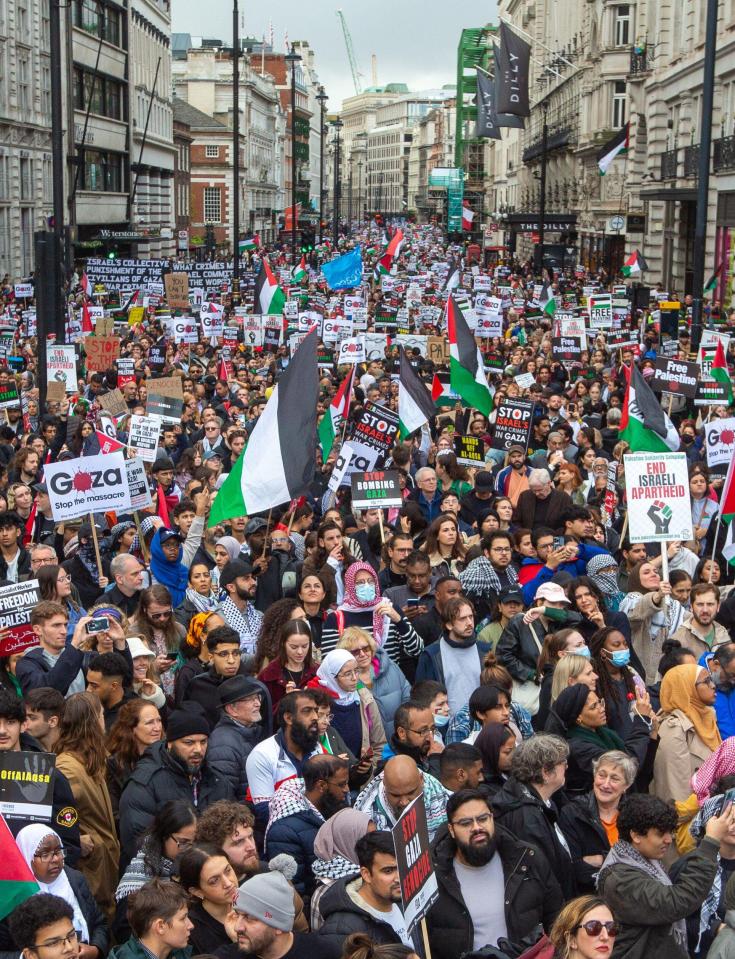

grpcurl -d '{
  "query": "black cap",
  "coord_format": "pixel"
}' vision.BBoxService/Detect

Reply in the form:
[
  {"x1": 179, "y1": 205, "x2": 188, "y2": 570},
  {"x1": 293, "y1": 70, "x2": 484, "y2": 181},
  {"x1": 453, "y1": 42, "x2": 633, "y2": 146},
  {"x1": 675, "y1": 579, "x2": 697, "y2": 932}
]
[
  {"x1": 218, "y1": 676, "x2": 261, "y2": 708},
  {"x1": 498, "y1": 587, "x2": 524, "y2": 605},
  {"x1": 475, "y1": 470, "x2": 494, "y2": 491},
  {"x1": 152, "y1": 456, "x2": 175, "y2": 472},
  {"x1": 220, "y1": 558, "x2": 255, "y2": 589},
  {"x1": 159, "y1": 528, "x2": 183, "y2": 545},
  {"x1": 33, "y1": 482, "x2": 48, "y2": 494}
]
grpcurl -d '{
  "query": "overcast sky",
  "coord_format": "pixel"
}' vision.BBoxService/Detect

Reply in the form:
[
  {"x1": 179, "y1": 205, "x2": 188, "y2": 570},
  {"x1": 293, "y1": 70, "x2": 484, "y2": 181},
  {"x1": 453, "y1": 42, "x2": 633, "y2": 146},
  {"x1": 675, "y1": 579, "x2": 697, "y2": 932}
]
[{"x1": 172, "y1": 0, "x2": 498, "y2": 110}]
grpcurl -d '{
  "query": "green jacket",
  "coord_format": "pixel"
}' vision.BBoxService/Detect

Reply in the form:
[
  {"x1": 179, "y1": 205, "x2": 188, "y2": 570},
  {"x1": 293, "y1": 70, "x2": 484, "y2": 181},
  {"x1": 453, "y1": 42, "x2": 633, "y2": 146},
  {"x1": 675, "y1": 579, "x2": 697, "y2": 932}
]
[{"x1": 109, "y1": 937, "x2": 193, "y2": 959}]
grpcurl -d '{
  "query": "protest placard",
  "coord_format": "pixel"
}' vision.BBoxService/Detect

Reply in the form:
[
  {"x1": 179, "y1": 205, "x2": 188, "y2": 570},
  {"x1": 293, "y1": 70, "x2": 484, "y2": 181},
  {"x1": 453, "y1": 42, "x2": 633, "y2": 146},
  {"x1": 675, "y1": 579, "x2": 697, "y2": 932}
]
[
  {"x1": 588, "y1": 294, "x2": 613, "y2": 328},
  {"x1": 164, "y1": 271, "x2": 190, "y2": 309},
  {"x1": 0, "y1": 382, "x2": 20, "y2": 410},
  {"x1": 98, "y1": 388, "x2": 128, "y2": 418},
  {"x1": 45, "y1": 451, "x2": 132, "y2": 521},
  {"x1": 327, "y1": 442, "x2": 381, "y2": 492},
  {"x1": 427, "y1": 336, "x2": 450, "y2": 364},
  {"x1": 350, "y1": 402, "x2": 400, "y2": 463},
  {"x1": 85, "y1": 335, "x2": 120, "y2": 373},
  {"x1": 0, "y1": 750, "x2": 56, "y2": 822},
  {"x1": 128, "y1": 414, "x2": 161, "y2": 462},
  {"x1": 47, "y1": 345, "x2": 77, "y2": 393},
  {"x1": 624, "y1": 452, "x2": 693, "y2": 543},
  {"x1": 651, "y1": 357, "x2": 699, "y2": 398},
  {"x1": 706, "y1": 417, "x2": 735, "y2": 469},
  {"x1": 351, "y1": 471, "x2": 403, "y2": 509},
  {"x1": 391, "y1": 795, "x2": 439, "y2": 934},
  {"x1": 14, "y1": 283, "x2": 33, "y2": 299},
  {"x1": 147, "y1": 375, "x2": 184, "y2": 399},
  {"x1": 453, "y1": 434, "x2": 484, "y2": 467},
  {"x1": 0, "y1": 579, "x2": 41, "y2": 655},
  {"x1": 338, "y1": 336, "x2": 366, "y2": 365},
  {"x1": 147, "y1": 393, "x2": 183, "y2": 424},
  {"x1": 492, "y1": 400, "x2": 535, "y2": 452},
  {"x1": 125, "y1": 456, "x2": 153, "y2": 510}
]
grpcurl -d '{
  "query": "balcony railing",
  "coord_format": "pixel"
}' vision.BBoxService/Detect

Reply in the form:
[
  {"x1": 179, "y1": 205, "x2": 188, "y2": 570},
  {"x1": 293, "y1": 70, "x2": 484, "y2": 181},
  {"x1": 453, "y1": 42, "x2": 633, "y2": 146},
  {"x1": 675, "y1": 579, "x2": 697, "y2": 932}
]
[
  {"x1": 629, "y1": 47, "x2": 650, "y2": 75},
  {"x1": 660, "y1": 148, "x2": 678, "y2": 180},
  {"x1": 714, "y1": 135, "x2": 735, "y2": 173},
  {"x1": 683, "y1": 144, "x2": 700, "y2": 178},
  {"x1": 522, "y1": 124, "x2": 578, "y2": 164}
]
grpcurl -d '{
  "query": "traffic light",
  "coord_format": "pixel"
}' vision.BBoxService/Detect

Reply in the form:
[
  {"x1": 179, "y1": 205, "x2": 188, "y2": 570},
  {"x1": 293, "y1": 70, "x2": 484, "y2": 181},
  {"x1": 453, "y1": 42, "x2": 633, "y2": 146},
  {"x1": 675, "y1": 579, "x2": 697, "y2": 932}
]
[{"x1": 107, "y1": 250, "x2": 117, "y2": 260}]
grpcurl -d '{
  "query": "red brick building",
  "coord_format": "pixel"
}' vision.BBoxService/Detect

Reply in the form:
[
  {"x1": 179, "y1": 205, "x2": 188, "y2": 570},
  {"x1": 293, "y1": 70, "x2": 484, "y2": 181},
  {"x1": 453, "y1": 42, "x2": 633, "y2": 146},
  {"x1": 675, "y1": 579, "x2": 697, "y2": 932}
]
[{"x1": 262, "y1": 54, "x2": 312, "y2": 211}]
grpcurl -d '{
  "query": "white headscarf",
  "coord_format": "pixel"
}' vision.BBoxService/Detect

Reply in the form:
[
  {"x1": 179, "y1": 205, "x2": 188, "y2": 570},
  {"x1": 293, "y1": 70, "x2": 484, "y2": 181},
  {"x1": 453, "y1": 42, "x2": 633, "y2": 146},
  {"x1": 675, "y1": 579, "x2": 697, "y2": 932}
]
[
  {"x1": 316, "y1": 649, "x2": 360, "y2": 706},
  {"x1": 15, "y1": 824, "x2": 89, "y2": 942}
]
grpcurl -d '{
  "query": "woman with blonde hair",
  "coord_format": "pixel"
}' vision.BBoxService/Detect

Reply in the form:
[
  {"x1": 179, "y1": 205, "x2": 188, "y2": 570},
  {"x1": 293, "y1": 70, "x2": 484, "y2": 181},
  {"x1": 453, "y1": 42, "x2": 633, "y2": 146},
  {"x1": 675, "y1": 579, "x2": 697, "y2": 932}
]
[
  {"x1": 337, "y1": 626, "x2": 410, "y2": 740},
  {"x1": 548, "y1": 895, "x2": 617, "y2": 959},
  {"x1": 550, "y1": 652, "x2": 599, "y2": 706},
  {"x1": 55, "y1": 692, "x2": 120, "y2": 918}
]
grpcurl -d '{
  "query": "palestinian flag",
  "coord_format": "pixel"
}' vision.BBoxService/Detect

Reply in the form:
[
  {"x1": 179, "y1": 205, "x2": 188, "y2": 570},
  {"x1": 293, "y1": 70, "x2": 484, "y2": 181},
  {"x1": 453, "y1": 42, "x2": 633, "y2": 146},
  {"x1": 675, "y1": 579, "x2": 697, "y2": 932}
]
[
  {"x1": 399, "y1": 347, "x2": 435, "y2": 437},
  {"x1": 239, "y1": 237, "x2": 258, "y2": 253},
  {"x1": 209, "y1": 328, "x2": 319, "y2": 525},
  {"x1": 0, "y1": 815, "x2": 39, "y2": 920},
  {"x1": 619, "y1": 363, "x2": 679, "y2": 452},
  {"x1": 462, "y1": 202, "x2": 475, "y2": 232},
  {"x1": 318, "y1": 367, "x2": 354, "y2": 459},
  {"x1": 597, "y1": 123, "x2": 629, "y2": 175},
  {"x1": 447, "y1": 295, "x2": 493, "y2": 416},
  {"x1": 292, "y1": 255, "x2": 307, "y2": 283},
  {"x1": 710, "y1": 339, "x2": 734, "y2": 404},
  {"x1": 444, "y1": 262, "x2": 460, "y2": 292},
  {"x1": 373, "y1": 230, "x2": 404, "y2": 280},
  {"x1": 431, "y1": 373, "x2": 458, "y2": 407},
  {"x1": 622, "y1": 250, "x2": 648, "y2": 277},
  {"x1": 705, "y1": 261, "x2": 725, "y2": 295},
  {"x1": 81, "y1": 300, "x2": 94, "y2": 333},
  {"x1": 255, "y1": 259, "x2": 286, "y2": 315},
  {"x1": 720, "y1": 456, "x2": 735, "y2": 566},
  {"x1": 539, "y1": 283, "x2": 556, "y2": 317},
  {"x1": 81, "y1": 272, "x2": 92, "y2": 297}
]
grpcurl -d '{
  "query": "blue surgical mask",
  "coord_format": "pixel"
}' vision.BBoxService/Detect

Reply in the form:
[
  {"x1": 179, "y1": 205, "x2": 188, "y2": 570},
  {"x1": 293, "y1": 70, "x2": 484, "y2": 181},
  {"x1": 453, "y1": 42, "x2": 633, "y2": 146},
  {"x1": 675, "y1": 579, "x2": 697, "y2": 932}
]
[
  {"x1": 434, "y1": 712, "x2": 450, "y2": 727},
  {"x1": 575, "y1": 645, "x2": 592, "y2": 660},
  {"x1": 355, "y1": 583, "x2": 377, "y2": 603},
  {"x1": 610, "y1": 649, "x2": 631, "y2": 668}
]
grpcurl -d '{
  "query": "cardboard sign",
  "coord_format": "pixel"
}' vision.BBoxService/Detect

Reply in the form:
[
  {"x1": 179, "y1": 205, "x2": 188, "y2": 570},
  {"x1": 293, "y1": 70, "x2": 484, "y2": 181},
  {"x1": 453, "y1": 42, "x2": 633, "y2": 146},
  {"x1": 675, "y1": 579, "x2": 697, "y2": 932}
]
[
  {"x1": 164, "y1": 271, "x2": 190, "y2": 309},
  {"x1": 706, "y1": 417, "x2": 735, "y2": 469},
  {"x1": 47, "y1": 345, "x2": 77, "y2": 393},
  {"x1": 0, "y1": 383, "x2": 20, "y2": 410},
  {"x1": 0, "y1": 579, "x2": 41, "y2": 655},
  {"x1": 98, "y1": 388, "x2": 128, "y2": 418},
  {"x1": 391, "y1": 795, "x2": 439, "y2": 934},
  {"x1": 337, "y1": 336, "x2": 366, "y2": 365},
  {"x1": 95, "y1": 315, "x2": 114, "y2": 336},
  {"x1": 147, "y1": 393, "x2": 183, "y2": 424},
  {"x1": 0, "y1": 750, "x2": 56, "y2": 822},
  {"x1": 46, "y1": 380, "x2": 66, "y2": 402},
  {"x1": 125, "y1": 456, "x2": 153, "y2": 510},
  {"x1": 427, "y1": 336, "x2": 450, "y2": 364},
  {"x1": 651, "y1": 357, "x2": 699, "y2": 398},
  {"x1": 351, "y1": 470, "x2": 403, "y2": 509},
  {"x1": 624, "y1": 452, "x2": 693, "y2": 543},
  {"x1": 492, "y1": 400, "x2": 535, "y2": 452},
  {"x1": 453, "y1": 434, "x2": 484, "y2": 467},
  {"x1": 146, "y1": 375, "x2": 183, "y2": 399},
  {"x1": 128, "y1": 414, "x2": 161, "y2": 462},
  {"x1": 45, "y1": 451, "x2": 131, "y2": 521},
  {"x1": 85, "y1": 336, "x2": 120, "y2": 372}
]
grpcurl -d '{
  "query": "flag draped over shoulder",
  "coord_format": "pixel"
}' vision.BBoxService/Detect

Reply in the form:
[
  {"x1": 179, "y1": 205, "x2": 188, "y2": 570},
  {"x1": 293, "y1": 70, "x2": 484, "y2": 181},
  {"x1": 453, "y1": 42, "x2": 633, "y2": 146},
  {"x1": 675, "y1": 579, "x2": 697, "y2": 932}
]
[
  {"x1": 318, "y1": 367, "x2": 354, "y2": 459},
  {"x1": 209, "y1": 329, "x2": 319, "y2": 524},
  {"x1": 0, "y1": 816, "x2": 39, "y2": 920},
  {"x1": 255, "y1": 259, "x2": 286, "y2": 315},
  {"x1": 398, "y1": 347, "x2": 435, "y2": 438},
  {"x1": 447, "y1": 295, "x2": 493, "y2": 416},
  {"x1": 619, "y1": 363, "x2": 679, "y2": 452}
]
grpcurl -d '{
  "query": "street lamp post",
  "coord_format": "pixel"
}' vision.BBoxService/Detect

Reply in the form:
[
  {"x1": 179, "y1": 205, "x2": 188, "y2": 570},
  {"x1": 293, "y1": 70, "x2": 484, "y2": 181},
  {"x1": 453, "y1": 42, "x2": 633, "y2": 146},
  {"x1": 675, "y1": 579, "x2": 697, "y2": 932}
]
[
  {"x1": 357, "y1": 159, "x2": 363, "y2": 227},
  {"x1": 316, "y1": 86, "x2": 328, "y2": 245},
  {"x1": 332, "y1": 118, "x2": 343, "y2": 247},
  {"x1": 285, "y1": 46, "x2": 301, "y2": 263},
  {"x1": 232, "y1": 0, "x2": 240, "y2": 289},
  {"x1": 534, "y1": 100, "x2": 549, "y2": 277}
]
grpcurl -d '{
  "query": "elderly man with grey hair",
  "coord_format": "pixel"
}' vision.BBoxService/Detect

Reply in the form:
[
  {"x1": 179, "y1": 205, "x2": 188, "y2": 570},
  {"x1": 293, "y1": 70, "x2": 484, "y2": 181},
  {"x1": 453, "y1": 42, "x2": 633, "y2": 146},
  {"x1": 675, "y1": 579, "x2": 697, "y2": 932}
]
[
  {"x1": 410, "y1": 466, "x2": 443, "y2": 523},
  {"x1": 530, "y1": 431, "x2": 567, "y2": 472},
  {"x1": 513, "y1": 467, "x2": 573, "y2": 532}
]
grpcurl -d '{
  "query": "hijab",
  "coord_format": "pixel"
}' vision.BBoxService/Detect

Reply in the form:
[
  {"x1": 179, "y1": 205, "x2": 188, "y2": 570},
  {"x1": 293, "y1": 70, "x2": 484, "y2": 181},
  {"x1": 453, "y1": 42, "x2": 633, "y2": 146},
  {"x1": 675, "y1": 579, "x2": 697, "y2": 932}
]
[
  {"x1": 16, "y1": 824, "x2": 89, "y2": 942},
  {"x1": 339, "y1": 562, "x2": 387, "y2": 645},
  {"x1": 313, "y1": 808, "x2": 373, "y2": 863},
  {"x1": 315, "y1": 649, "x2": 360, "y2": 706},
  {"x1": 149, "y1": 530, "x2": 188, "y2": 607},
  {"x1": 660, "y1": 663, "x2": 722, "y2": 752},
  {"x1": 216, "y1": 536, "x2": 242, "y2": 562}
]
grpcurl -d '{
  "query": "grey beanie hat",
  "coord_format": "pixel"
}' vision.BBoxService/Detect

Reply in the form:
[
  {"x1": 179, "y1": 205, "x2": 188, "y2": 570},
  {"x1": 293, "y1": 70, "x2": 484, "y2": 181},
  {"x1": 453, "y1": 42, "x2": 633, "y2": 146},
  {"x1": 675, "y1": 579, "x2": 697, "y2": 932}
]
[{"x1": 234, "y1": 868, "x2": 295, "y2": 932}]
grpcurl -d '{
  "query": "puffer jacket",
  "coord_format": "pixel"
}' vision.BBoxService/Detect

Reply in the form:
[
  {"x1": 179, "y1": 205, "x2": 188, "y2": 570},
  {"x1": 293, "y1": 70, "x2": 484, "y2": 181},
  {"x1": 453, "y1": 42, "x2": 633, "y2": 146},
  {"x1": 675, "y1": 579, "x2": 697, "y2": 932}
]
[
  {"x1": 368, "y1": 646, "x2": 411, "y2": 739},
  {"x1": 265, "y1": 805, "x2": 324, "y2": 895},
  {"x1": 206, "y1": 713, "x2": 265, "y2": 800},
  {"x1": 425, "y1": 822, "x2": 563, "y2": 959},
  {"x1": 491, "y1": 775, "x2": 576, "y2": 900},
  {"x1": 118, "y1": 741, "x2": 235, "y2": 867},
  {"x1": 318, "y1": 877, "x2": 404, "y2": 944},
  {"x1": 558, "y1": 790, "x2": 611, "y2": 892}
]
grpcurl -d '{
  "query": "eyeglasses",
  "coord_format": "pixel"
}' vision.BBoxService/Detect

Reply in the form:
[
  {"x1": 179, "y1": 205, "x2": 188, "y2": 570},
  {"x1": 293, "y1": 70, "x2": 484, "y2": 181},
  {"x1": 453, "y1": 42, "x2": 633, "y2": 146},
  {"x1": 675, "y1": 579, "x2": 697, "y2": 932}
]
[
  {"x1": 696, "y1": 676, "x2": 716, "y2": 688},
  {"x1": 575, "y1": 921, "x2": 618, "y2": 938},
  {"x1": 34, "y1": 845, "x2": 65, "y2": 862},
  {"x1": 490, "y1": 546, "x2": 512, "y2": 553},
  {"x1": 451, "y1": 812, "x2": 493, "y2": 829},
  {"x1": 339, "y1": 669, "x2": 359, "y2": 679},
  {"x1": 352, "y1": 645, "x2": 373, "y2": 655},
  {"x1": 149, "y1": 610, "x2": 173, "y2": 620},
  {"x1": 34, "y1": 930, "x2": 78, "y2": 951},
  {"x1": 408, "y1": 725, "x2": 436, "y2": 737},
  {"x1": 56, "y1": 575, "x2": 70, "y2": 584},
  {"x1": 170, "y1": 834, "x2": 194, "y2": 849}
]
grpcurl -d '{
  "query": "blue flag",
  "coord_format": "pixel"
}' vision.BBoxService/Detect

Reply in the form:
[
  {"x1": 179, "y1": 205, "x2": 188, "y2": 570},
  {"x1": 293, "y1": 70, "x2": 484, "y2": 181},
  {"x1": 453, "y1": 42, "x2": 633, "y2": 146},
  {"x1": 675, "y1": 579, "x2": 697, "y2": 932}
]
[{"x1": 321, "y1": 246, "x2": 363, "y2": 290}]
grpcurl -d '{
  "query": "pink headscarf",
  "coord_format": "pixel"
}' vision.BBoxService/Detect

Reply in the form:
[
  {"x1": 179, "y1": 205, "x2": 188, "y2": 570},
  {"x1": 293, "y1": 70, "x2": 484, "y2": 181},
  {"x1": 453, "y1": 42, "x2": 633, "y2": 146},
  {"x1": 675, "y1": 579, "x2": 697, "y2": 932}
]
[
  {"x1": 692, "y1": 736, "x2": 735, "y2": 802},
  {"x1": 339, "y1": 562, "x2": 386, "y2": 645}
]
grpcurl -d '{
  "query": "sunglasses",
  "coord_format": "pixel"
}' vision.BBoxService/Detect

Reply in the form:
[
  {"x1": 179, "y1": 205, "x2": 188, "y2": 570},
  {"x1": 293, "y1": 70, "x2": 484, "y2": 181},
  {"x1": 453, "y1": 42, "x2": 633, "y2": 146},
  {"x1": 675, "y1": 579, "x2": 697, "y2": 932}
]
[{"x1": 576, "y1": 921, "x2": 618, "y2": 938}]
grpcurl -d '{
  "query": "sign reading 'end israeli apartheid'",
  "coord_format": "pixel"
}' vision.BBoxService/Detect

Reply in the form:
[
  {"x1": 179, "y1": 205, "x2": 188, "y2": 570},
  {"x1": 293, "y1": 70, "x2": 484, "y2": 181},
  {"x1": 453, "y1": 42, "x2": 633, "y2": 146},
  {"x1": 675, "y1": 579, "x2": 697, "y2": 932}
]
[{"x1": 623, "y1": 452, "x2": 692, "y2": 543}]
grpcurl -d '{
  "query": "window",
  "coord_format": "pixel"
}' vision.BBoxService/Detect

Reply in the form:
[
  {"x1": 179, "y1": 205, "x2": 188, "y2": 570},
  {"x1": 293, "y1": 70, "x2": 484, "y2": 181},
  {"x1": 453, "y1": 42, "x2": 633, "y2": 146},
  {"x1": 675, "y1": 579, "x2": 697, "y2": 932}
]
[
  {"x1": 203, "y1": 186, "x2": 221, "y2": 222},
  {"x1": 612, "y1": 80, "x2": 626, "y2": 128},
  {"x1": 614, "y1": 5, "x2": 631, "y2": 46},
  {"x1": 40, "y1": 0, "x2": 50, "y2": 48},
  {"x1": 0, "y1": 40, "x2": 6, "y2": 115},
  {"x1": 15, "y1": 0, "x2": 29, "y2": 40},
  {"x1": 0, "y1": 207, "x2": 9, "y2": 278},
  {"x1": 20, "y1": 158, "x2": 32, "y2": 200},
  {"x1": 40, "y1": 59, "x2": 51, "y2": 119},
  {"x1": 42, "y1": 155, "x2": 51, "y2": 203},
  {"x1": 17, "y1": 48, "x2": 30, "y2": 113},
  {"x1": 73, "y1": 0, "x2": 120, "y2": 45},
  {"x1": 20, "y1": 208, "x2": 33, "y2": 276},
  {"x1": 206, "y1": 144, "x2": 219, "y2": 158},
  {"x1": 73, "y1": 67, "x2": 123, "y2": 120},
  {"x1": 81, "y1": 149, "x2": 124, "y2": 192}
]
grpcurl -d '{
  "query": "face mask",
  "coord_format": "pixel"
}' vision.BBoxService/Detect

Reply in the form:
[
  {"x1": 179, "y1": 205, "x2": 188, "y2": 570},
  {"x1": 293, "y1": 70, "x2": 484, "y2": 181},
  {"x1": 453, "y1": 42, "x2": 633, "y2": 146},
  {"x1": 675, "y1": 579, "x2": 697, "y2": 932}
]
[
  {"x1": 355, "y1": 583, "x2": 377, "y2": 603},
  {"x1": 543, "y1": 606, "x2": 568, "y2": 623},
  {"x1": 610, "y1": 649, "x2": 631, "y2": 668},
  {"x1": 434, "y1": 712, "x2": 450, "y2": 727},
  {"x1": 574, "y1": 645, "x2": 592, "y2": 660}
]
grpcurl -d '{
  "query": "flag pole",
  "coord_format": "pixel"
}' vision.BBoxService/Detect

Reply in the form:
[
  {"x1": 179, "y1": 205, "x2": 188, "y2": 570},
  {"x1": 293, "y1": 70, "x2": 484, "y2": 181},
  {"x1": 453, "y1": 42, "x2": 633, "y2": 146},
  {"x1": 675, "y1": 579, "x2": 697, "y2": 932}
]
[
  {"x1": 660, "y1": 541, "x2": 670, "y2": 614},
  {"x1": 709, "y1": 513, "x2": 722, "y2": 581},
  {"x1": 88, "y1": 512, "x2": 103, "y2": 581}
]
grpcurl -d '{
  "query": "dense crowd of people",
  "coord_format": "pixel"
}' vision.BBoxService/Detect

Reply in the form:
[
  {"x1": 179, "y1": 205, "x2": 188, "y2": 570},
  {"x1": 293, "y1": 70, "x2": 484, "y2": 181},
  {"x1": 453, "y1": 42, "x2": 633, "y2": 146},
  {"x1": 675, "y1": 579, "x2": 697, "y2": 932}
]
[{"x1": 3, "y1": 222, "x2": 735, "y2": 959}]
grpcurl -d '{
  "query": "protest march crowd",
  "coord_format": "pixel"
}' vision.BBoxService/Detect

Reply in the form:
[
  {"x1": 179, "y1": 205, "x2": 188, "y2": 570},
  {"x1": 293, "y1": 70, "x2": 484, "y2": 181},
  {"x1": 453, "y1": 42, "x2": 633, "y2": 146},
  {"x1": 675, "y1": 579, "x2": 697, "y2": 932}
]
[{"x1": 3, "y1": 221, "x2": 735, "y2": 959}]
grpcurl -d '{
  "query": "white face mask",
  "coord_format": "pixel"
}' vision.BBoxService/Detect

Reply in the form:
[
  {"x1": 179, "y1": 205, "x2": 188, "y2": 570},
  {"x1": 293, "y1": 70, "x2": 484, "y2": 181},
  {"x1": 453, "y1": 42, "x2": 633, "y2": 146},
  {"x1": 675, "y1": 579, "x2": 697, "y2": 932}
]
[
  {"x1": 355, "y1": 583, "x2": 376, "y2": 603},
  {"x1": 434, "y1": 712, "x2": 450, "y2": 727}
]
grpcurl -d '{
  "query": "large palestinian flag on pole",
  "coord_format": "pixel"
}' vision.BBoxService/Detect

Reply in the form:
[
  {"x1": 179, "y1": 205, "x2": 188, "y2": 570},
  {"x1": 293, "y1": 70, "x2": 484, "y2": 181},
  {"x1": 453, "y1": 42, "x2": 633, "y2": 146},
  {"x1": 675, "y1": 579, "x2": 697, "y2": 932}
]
[
  {"x1": 597, "y1": 123, "x2": 629, "y2": 175},
  {"x1": 318, "y1": 367, "x2": 354, "y2": 459},
  {"x1": 208, "y1": 329, "x2": 319, "y2": 524},
  {"x1": 255, "y1": 259, "x2": 286, "y2": 315},
  {"x1": 619, "y1": 363, "x2": 679, "y2": 452},
  {"x1": 398, "y1": 347, "x2": 435, "y2": 437},
  {"x1": 373, "y1": 230, "x2": 404, "y2": 280},
  {"x1": 447, "y1": 295, "x2": 493, "y2": 416}
]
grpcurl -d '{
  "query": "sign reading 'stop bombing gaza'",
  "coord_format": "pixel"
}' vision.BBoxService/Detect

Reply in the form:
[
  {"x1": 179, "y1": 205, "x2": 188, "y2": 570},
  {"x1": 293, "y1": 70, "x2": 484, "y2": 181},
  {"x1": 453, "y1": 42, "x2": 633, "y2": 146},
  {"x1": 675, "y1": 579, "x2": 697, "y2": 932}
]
[
  {"x1": 44, "y1": 451, "x2": 132, "y2": 521},
  {"x1": 623, "y1": 452, "x2": 693, "y2": 543}
]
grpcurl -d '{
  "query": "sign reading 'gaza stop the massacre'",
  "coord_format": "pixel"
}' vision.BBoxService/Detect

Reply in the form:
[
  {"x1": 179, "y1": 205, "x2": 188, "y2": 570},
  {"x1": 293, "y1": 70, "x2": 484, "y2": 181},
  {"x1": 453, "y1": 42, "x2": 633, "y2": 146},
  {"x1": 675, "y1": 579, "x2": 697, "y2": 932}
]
[
  {"x1": 624, "y1": 452, "x2": 693, "y2": 543},
  {"x1": 44, "y1": 451, "x2": 132, "y2": 521}
]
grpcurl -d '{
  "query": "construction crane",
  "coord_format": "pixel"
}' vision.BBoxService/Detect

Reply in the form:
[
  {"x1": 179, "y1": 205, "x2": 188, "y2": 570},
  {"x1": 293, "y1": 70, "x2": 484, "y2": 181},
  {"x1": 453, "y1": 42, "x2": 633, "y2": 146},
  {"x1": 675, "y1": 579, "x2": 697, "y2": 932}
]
[{"x1": 336, "y1": 9, "x2": 363, "y2": 95}]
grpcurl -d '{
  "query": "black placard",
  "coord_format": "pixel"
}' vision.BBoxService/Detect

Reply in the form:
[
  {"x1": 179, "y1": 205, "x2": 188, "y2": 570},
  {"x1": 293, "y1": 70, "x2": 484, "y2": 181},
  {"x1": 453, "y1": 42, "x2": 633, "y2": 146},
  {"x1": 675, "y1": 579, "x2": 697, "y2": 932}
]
[
  {"x1": 651, "y1": 357, "x2": 699, "y2": 398},
  {"x1": 492, "y1": 399, "x2": 535, "y2": 452}
]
